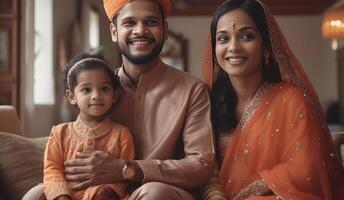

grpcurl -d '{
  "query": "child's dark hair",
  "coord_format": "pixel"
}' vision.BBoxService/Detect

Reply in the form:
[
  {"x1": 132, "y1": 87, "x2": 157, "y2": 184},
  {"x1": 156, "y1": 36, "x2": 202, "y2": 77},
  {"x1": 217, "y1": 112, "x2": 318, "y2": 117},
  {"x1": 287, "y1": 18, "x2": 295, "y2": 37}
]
[{"x1": 62, "y1": 53, "x2": 120, "y2": 93}]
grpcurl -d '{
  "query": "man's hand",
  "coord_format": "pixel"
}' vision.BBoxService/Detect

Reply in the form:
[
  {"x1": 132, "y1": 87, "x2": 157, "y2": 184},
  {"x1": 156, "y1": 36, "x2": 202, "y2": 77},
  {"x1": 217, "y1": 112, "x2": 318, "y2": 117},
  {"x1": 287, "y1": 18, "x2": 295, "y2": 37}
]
[
  {"x1": 55, "y1": 195, "x2": 71, "y2": 200},
  {"x1": 93, "y1": 185, "x2": 120, "y2": 200},
  {"x1": 64, "y1": 151, "x2": 125, "y2": 191}
]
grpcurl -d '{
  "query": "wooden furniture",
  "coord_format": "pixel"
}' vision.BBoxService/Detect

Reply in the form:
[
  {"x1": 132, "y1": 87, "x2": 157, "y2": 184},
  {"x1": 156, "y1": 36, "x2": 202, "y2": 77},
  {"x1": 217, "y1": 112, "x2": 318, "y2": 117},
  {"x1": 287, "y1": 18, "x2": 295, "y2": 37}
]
[
  {"x1": 0, "y1": 0, "x2": 19, "y2": 110},
  {"x1": 160, "y1": 31, "x2": 188, "y2": 72},
  {"x1": 0, "y1": 105, "x2": 21, "y2": 135}
]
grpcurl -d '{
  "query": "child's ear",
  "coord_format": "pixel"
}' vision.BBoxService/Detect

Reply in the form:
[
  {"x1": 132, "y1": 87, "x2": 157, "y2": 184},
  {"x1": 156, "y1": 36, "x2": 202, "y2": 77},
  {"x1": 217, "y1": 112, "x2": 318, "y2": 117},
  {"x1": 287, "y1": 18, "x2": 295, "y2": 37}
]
[
  {"x1": 65, "y1": 89, "x2": 77, "y2": 105},
  {"x1": 113, "y1": 90, "x2": 119, "y2": 103}
]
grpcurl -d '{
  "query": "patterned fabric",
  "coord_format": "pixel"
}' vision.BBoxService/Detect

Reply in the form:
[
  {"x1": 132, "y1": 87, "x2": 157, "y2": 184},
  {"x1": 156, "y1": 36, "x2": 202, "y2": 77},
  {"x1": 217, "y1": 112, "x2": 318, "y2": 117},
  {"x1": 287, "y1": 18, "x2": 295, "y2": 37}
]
[
  {"x1": 43, "y1": 116, "x2": 135, "y2": 200},
  {"x1": 233, "y1": 179, "x2": 271, "y2": 199},
  {"x1": 218, "y1": 81, "x2": 344, "y2": 199}
]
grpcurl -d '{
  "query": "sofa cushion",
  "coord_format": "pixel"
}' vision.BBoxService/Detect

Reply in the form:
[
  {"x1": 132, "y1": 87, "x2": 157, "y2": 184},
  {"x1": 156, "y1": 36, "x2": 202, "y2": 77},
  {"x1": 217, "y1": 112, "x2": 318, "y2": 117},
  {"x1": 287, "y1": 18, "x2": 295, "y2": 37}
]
[
  {"x1": 0, "y1": 132, "x2": 48, "y2": 200},
  {"x1": 0, "y1": 105, "x2": 21, "y2": 135}
]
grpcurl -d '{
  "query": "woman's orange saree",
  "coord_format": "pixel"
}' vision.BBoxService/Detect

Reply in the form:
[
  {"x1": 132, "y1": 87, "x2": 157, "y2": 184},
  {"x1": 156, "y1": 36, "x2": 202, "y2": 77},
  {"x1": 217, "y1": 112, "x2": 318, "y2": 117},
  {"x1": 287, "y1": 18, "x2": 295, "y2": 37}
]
[
  {"x1": 219, "y1": 81, "x2": 344, "y2": 199},
  {"x1": 203, "y1": 1, "x2": 344, "y2": 199}
]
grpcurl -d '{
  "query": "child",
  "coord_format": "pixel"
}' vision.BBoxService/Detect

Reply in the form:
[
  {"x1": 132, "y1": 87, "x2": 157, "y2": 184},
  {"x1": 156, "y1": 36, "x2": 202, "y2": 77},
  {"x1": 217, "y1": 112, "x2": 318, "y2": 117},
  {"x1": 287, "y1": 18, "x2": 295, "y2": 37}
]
[{"x1": 43, "y1": 54, "x2": 135, "y2": 200}]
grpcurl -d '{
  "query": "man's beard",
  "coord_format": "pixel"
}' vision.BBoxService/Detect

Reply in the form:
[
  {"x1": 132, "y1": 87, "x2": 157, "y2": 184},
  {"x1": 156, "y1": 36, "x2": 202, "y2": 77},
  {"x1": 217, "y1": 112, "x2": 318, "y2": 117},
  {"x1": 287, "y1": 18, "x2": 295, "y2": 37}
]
[{"x1": 117, "y1": 38, "x2": 164, "y2": 65}]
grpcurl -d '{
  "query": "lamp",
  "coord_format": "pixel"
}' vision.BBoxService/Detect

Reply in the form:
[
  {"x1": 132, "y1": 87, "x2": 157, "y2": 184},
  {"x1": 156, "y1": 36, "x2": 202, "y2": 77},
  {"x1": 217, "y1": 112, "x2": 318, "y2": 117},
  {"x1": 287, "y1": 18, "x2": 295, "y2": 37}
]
[{"x1": 322, "y1": 3, "x2": 344, "y2": 50}]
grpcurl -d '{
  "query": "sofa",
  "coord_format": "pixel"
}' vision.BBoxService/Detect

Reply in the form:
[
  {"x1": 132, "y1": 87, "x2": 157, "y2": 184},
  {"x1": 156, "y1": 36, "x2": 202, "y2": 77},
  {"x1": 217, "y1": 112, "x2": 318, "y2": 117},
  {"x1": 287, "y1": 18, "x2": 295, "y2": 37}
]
[
  {"x1": 1, "y1": 105, "x2": 343, "y2": 200},
  {"x1": 0, "y1": 132, "x2": 48, "y2": 200},
  {"x1": 0, "y1": 105, "x2": 48, "y2": 200}
]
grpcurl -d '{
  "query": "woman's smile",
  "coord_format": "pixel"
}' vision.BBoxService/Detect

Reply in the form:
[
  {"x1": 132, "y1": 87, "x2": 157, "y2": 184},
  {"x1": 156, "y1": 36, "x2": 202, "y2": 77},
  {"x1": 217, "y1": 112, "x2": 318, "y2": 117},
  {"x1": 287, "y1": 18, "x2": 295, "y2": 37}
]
[{"x1": 225, "y1": 56, "x2": 248, "y2": 65}]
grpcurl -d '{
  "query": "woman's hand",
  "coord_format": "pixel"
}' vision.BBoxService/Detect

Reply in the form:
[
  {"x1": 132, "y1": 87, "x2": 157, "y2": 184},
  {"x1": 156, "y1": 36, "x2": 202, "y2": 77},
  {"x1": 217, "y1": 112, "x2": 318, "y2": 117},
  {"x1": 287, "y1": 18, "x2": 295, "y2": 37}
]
[
  {"x1": 64, "y1": 151, "x2": 125, "y2": 191},
  {"x1": 232, "y1": 179, "x2": 273, "y2": 200}
]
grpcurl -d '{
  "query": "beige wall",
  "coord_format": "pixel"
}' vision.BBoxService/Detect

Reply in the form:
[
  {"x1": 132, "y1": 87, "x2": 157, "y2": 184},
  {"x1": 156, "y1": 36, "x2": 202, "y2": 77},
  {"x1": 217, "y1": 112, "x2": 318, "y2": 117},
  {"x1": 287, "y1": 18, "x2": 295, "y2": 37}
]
[
  {"x1": 167, "y1": 14, "x2": 338, "y2": 109},
  {"x1": 276, "y1": 16, "x2": 337, "y2": 107},
  {"x1": 21, "y1": 0, "x2": 122, "y2": 137},
  {"x1": 167, "y1": 17, "x2": 211, "y2": 78}
]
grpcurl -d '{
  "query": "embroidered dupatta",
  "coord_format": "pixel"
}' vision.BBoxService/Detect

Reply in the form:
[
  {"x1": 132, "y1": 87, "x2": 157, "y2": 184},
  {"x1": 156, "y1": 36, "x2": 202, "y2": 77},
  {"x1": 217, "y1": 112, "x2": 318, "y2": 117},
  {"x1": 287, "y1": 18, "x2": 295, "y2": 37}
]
[{"x1": 202, "y1": 0, "x2": 344, "y2": 199}]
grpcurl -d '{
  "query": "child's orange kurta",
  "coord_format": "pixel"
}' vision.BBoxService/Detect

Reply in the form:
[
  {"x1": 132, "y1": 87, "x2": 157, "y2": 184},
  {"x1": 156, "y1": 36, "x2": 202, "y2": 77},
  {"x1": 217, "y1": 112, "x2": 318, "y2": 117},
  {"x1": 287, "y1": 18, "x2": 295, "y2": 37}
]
[
  {"x1": 219, "y1": 81, "x2": 344, "y2": 199},
  {"x1": 43, "y1": 116, "x2": 135, "y2": 200}
]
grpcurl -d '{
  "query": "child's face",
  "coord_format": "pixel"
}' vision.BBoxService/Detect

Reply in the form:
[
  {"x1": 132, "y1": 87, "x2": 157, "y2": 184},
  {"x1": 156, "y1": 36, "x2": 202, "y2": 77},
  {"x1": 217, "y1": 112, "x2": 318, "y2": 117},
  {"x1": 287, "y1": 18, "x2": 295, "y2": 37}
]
[{"x1": 67, "y1": 68, "x2": 116, "y2": 121}]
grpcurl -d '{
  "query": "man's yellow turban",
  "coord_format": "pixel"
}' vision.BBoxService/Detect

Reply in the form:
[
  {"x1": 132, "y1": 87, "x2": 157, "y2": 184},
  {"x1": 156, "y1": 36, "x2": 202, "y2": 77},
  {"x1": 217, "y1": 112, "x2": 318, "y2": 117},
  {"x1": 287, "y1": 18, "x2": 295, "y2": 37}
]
[{"x1": 103, "y1": 0, "x2": 172, "y2": 21}]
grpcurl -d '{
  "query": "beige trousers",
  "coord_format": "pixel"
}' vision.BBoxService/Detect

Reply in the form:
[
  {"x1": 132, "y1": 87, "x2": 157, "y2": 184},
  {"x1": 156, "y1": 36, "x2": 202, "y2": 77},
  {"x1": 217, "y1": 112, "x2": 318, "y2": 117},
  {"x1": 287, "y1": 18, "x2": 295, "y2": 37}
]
[{"x1": 22, "y1": 182, "x2": 194, "y2": 200}]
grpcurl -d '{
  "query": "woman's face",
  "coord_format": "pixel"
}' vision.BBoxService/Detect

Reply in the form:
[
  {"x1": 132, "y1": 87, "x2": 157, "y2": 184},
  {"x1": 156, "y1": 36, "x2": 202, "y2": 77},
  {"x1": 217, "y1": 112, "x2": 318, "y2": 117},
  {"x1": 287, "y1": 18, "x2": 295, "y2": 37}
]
[{"x1": 215, "y1": 8, "x2": 265, "y2": 79}]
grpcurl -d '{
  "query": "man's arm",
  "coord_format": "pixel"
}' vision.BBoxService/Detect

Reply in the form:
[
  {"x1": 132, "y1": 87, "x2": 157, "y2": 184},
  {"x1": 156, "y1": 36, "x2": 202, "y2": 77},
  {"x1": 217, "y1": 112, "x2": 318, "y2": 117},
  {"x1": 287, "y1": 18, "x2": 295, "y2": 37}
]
[
  {"x1": 65, "y1": 83, "x2": 215, "y2": 189},
  {"x1": 64, "y1": 126, "x2": 136, "y2": 191},
  {"x1": 136, "y1": 83, "x2": 215, "y2": 188}
]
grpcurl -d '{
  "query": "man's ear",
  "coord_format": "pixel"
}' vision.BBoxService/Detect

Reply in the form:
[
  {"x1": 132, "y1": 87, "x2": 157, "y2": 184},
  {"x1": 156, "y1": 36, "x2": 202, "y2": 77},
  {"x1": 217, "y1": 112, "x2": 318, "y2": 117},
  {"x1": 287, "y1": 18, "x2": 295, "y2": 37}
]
[
  {"x1": 65, "y1": 89, "x2": 77, "y2": 105},
  {"x1": 110, "y1": 23, "x2": 118, "y2": 43},
  {"x1": 163, "y1": 21, "x2": 168, "y2": 41}
]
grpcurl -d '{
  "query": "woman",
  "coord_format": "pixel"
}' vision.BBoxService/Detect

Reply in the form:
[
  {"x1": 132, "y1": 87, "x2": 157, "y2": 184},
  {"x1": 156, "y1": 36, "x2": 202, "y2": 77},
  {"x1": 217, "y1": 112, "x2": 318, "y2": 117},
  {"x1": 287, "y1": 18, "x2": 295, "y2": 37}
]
[{"x1": 202, "y1": 0, "x2": 344, "y2": 199}]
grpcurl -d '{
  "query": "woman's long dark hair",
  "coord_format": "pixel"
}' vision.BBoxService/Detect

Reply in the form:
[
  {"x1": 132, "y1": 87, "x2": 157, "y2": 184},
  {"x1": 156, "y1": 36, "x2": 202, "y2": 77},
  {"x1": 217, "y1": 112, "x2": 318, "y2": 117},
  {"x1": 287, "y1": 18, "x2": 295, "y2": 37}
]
[{"x1": 210, "y1": 0, "x2": 282, "y2": 133}]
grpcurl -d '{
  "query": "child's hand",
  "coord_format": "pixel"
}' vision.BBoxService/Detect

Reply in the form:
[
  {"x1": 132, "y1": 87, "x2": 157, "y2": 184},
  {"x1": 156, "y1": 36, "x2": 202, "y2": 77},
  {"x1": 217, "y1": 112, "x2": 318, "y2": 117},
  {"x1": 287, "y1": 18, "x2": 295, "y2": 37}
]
[
  {"x1": 93, "y1": 185, "x2": 120, "y2": 200},
  {"x1": 55, "y1": 195, "x2": 71, "y2": 200}
]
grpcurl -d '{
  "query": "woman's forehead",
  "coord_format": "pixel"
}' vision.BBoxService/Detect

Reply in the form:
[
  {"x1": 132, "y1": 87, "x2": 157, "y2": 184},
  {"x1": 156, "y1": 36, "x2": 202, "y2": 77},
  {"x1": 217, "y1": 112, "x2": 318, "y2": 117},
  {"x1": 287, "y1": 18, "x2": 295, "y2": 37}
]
[{"x1": 216, "y1": 8, "x2": 257, "y2": 32}]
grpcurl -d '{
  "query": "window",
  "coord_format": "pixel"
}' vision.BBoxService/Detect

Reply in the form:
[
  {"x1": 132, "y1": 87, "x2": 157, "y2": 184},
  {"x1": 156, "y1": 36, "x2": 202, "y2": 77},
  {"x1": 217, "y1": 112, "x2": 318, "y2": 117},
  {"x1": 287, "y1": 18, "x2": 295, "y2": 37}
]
[
  {"x1": 89, "y1": 8, "x2": 100, "y2": 51},
  {"x1": 33, "y1": 0, "x2": 54, "y2": 105}
]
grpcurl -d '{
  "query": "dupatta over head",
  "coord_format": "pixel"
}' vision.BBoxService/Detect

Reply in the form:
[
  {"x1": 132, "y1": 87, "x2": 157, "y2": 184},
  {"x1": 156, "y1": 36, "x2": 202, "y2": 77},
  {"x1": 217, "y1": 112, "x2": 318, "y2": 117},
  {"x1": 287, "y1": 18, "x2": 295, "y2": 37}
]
[{"x1": 203, "y1": 0, "x2": 344, "y2": 199}]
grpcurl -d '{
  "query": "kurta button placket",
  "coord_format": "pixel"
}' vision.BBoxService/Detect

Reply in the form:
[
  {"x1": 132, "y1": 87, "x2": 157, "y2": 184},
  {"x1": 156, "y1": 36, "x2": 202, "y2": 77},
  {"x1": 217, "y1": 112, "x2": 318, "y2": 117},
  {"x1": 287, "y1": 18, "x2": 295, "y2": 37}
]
[
  {"x1": 134, "y1": 84, "x2": 145, "y2": 135},
  {"x1": 84, "y1": 138, "x2": 96, "y2": 152}
]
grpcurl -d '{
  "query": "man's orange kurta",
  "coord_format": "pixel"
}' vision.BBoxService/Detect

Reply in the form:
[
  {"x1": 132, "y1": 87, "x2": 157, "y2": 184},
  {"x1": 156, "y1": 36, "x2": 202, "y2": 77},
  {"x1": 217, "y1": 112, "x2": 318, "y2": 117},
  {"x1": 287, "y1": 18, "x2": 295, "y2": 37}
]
[
  {"x1": 219, "y1": 81, "x2": 344, "y2": 199},
  {"x1": 43, "y1": 116, "x2": 135, "y2": 200}
]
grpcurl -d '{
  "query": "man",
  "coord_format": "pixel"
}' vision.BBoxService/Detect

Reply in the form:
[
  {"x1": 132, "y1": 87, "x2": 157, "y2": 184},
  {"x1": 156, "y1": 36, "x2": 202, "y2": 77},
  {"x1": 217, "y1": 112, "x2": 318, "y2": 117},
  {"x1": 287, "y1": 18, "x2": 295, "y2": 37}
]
[{"x1": 23, "y1": 0, "x2": 214, "y2": 199}]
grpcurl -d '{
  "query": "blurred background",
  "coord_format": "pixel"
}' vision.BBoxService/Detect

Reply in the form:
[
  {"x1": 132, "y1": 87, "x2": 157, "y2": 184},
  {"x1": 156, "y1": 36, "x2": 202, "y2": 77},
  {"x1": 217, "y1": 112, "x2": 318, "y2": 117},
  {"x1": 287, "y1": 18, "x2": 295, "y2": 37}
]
[{"x1": 1, "y1": 0, "x2": 344, "y2": 137}]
